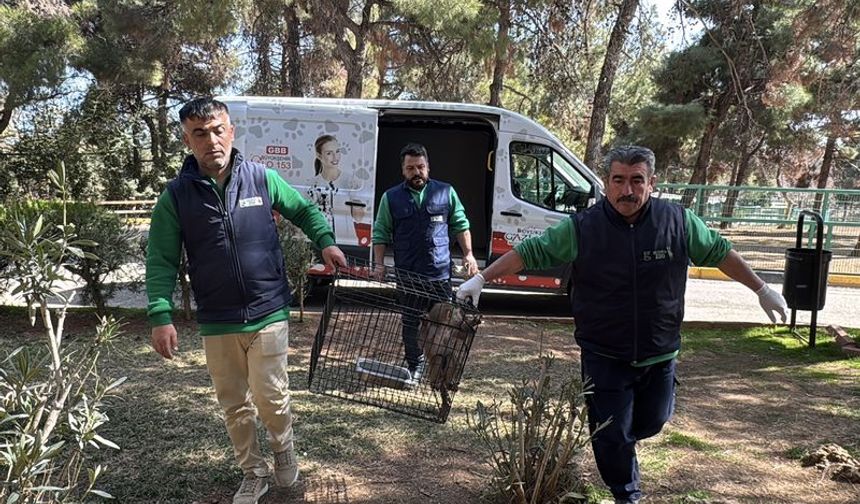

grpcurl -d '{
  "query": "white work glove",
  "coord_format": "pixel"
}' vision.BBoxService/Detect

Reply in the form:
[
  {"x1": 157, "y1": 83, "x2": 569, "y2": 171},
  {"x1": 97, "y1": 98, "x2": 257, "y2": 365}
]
[
  {"x1": 756, "y1": 283, "x2": 788, "y2": 323},
  {"x1": 457, "y1": 272, "x2": 486, "y2": 308}
]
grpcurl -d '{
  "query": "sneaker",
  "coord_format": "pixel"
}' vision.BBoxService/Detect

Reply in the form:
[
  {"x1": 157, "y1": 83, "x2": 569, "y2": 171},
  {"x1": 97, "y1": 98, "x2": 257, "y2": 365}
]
[
  {"x1": 408, "y1": 359, "x2": 426, "y2": 383},
  {"x1": 233, "y1": 474, "x2": 268, "y2": 504},
  {"x1": 273, "y1": 444, "x2": 299, "y2": 487}
]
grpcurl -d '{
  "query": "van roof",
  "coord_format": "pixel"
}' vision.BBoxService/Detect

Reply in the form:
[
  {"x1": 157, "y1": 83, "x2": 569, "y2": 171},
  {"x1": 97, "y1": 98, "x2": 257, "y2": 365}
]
[
  {"x1": 220, "y1": 95, "x2": 549, "y2": 135},
  {"x1": 226, "y1": 95, "x2": 502, "y2": 115}
]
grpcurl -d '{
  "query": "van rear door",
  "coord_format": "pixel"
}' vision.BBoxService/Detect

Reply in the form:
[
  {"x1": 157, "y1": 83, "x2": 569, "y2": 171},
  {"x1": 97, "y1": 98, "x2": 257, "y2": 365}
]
[{"x1": 224, "y1": 98, "x2": 379, "y2": 259}]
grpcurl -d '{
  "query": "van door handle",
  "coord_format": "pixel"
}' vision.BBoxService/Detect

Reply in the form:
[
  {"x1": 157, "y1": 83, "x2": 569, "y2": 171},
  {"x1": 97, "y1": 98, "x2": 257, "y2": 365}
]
[
  {"x1": 500, "y1": 210, "x2": 522, "y2": 217},
  {"x1": 345, "y1": 201, "x2": 367, "y2": 208}
]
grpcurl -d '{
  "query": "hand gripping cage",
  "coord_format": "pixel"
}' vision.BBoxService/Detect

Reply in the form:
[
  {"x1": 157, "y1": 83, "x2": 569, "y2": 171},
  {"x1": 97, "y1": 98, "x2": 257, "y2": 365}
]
[{"x1": 308, "y1": 260, "x2": 481, "y2": 423}]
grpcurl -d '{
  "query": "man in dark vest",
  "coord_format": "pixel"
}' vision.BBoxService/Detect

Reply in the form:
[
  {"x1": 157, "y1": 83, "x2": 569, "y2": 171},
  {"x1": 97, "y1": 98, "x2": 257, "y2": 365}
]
[
  {"x1": 146, "y1": 97, "x2": 347, "y2": 504},
  {"x1": 456, "y1": 146, "x2": 788, "y2": 504},
  {"x1": 372, "y1": 143, "x2": 479, "y2": 382}
]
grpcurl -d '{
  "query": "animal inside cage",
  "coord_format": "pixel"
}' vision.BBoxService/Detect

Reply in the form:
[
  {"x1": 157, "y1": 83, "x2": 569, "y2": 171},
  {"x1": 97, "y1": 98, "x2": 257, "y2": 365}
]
[{"x1": 308, "y1": 260, "x2": 482, "y2": 423}]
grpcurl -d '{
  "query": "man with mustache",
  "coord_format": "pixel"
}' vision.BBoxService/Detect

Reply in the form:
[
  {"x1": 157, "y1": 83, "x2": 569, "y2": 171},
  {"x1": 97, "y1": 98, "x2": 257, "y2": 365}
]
[
  {"x1": 372, "y1": 143, "x2": 479, "y2": 382},
  {"x1": 457, "y1": 145, "x2": 787, "y2": 504},
  {"x1": 146, "y1": 97, "x2": 347, "y2": 504}
]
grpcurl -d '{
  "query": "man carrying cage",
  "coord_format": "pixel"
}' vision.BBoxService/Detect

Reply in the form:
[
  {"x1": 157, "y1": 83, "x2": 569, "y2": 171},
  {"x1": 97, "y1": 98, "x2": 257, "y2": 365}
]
[
  {"x1": 372, "y1": 142, "x2": 479, "y2": 382},
  {"x1": 456, "y1": 145, "x2": 788, "y2": 504}
]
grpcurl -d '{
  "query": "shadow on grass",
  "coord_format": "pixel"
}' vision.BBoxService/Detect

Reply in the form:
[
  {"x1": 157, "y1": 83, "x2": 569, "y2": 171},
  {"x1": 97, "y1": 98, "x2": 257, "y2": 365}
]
[
  {"x1": 5, "y1": 307, "x2": 857, "y2": 503},
  {"x1": 660, "y1": 323, "x2": 860, "y2": 503}
]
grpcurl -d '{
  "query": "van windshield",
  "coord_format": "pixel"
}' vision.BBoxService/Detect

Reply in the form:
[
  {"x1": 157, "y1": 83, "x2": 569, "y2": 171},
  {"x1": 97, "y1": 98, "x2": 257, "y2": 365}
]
[{"x1": 552, "y1": 152, "x2": 592, "y2": 191}]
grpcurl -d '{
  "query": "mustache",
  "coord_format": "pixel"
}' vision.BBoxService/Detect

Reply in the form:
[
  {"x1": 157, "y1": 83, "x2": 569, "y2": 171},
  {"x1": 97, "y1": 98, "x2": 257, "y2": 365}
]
[{"x1": 617, "y1": 195, "x2": 639, "y2": 203}]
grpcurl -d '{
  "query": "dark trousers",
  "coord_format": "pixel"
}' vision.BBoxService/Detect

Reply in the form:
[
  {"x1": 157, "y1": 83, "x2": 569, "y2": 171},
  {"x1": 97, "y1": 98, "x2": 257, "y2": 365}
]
[
  {"x1": 398, "y1": 279, "x2": 452, "y2": 370},
  {"x1": 580, "y1": 351, "x2": 676, "y2": 502}
]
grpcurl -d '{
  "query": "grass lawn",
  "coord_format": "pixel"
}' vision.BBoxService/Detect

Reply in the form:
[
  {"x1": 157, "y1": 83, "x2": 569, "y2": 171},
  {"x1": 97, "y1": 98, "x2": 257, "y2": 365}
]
[{"x1": 1, "y1": 307, "x2": 858, "y2": 503}]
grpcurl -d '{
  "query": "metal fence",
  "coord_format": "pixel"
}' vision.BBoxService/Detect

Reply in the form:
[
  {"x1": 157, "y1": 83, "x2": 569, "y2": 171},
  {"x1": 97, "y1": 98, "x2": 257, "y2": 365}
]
[
  {"x1": 101, "y1": 185, "x2": 860, "y2": 275},
  {"x1": 654, "y1": 184, "x2": 860, "y2": 275},
  {"x1": 96, "y1": 199, "x2": 157, "y2": 222}
]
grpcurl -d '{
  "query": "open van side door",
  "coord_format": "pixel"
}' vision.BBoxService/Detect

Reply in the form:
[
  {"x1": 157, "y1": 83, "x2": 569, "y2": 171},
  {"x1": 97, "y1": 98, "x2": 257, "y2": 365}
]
[{"x1": 224, "y1": 98, "x2": 379, "y2": 266}]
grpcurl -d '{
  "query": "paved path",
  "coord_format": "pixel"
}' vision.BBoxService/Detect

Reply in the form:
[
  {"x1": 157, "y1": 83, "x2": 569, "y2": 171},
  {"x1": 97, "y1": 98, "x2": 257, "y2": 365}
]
[
  {"x1": 4, "y1": 276, "x2": 856, "y2": 328},
  {"x1": 475, "y1": 278, "x2": 858, "y2": 328}
]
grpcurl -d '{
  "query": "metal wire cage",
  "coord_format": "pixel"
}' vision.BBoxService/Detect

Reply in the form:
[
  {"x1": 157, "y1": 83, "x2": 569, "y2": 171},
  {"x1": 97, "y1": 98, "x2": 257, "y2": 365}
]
[{"x1": 308, "y1": 259, "x2": 482, "y2": 423}]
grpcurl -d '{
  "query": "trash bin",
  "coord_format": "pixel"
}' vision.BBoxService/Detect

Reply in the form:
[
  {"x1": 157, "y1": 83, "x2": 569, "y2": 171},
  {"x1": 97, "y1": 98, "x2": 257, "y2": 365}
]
[
  {"x1": 783, "y1": 247, "x2": 832, "y2": 310},
  {"x1": 782, "y1": 209, "x2": 829, "y2": 348}
]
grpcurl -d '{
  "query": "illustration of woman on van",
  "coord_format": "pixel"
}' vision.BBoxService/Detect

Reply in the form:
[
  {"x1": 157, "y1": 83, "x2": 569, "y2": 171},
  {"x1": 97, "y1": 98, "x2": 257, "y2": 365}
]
[{"x1": 308, "y1": 134, "x2": 341, "y2": 233}]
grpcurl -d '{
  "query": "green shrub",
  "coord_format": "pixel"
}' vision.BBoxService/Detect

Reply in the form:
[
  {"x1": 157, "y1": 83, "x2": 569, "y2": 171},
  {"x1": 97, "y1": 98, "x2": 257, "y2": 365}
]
[
  {"x1": 0, "y1": 200, "x2": 140, "y2": 315},
  {"x1": 63, "y1": 203, "x2": 141, "y2": 314},
  {"x1": 277, "y1": 218, "x2": 316, "y2": 321},
  {"x1": 0, "y1": 166, "x2": 123, "y2": 503},
  {"x1": 467, "y1": 355, "x2": 604, "y2": 504}
]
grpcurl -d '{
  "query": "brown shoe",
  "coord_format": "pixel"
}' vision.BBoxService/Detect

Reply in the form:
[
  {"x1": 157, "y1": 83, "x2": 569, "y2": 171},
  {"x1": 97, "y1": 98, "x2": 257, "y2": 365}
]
[
  {"x1": 233, "y1": 474, "x2": 269, "y2": 504},
  {"x1": 273, "y1": 444, "x2": 299, "y2": 487}
]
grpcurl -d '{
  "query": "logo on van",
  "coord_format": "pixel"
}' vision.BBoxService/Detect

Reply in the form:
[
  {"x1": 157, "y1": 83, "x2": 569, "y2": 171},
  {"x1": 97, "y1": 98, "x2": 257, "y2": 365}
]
[{"x1": 266, "y1": 145, "x2": 289, "y2": 155}]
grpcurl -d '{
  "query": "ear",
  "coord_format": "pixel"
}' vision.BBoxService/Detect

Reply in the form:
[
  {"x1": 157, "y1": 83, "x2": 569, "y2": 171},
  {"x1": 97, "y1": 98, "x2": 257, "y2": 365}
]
[{"x1": 181, "y1": 129, "x2": 191, "y2": 149}]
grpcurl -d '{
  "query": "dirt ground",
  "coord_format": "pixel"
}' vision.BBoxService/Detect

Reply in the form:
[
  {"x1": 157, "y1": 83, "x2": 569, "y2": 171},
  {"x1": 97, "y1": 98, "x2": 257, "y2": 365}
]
[
  {"x1": 231, "y1": 316, "x2": 859, "y2": 504},
  {"x1": 1, "y1": 308, "x2": 857, "y2": 503}
]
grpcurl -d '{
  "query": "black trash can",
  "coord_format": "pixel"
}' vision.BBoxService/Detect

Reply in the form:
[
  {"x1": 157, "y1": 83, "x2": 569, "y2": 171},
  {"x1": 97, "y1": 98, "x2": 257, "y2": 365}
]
[{"x1": 783, "y1": 247, "x2": 831, "y2": 310}]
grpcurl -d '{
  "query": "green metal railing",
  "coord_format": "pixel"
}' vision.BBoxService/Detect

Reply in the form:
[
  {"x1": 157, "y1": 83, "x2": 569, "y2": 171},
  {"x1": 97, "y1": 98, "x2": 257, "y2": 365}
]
[{"x1": 655, "y1": 184, "x2": 860, "y2": 275}]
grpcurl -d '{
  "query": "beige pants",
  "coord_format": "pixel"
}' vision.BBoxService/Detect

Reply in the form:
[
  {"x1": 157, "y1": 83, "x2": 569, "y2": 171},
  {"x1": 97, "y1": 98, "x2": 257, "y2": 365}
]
[{"x1": 203, "y1": 321, "x2": 293, "y2": 477}]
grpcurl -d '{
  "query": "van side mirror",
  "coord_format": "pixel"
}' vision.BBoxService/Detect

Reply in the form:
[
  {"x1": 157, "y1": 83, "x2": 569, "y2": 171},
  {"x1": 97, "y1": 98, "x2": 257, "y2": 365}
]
[{"x1": 561, "y1": 188, "x2": 591, "y2": 212}]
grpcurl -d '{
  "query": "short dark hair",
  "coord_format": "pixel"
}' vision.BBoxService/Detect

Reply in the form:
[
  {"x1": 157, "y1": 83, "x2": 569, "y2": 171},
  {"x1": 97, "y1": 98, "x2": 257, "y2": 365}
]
[
  {"x1": 400, "y1": 143, "x2": 428, "y2": 165},
  {"x1": 603, "y1": 145, "x2": 656, "y2": 177},
  {"x1": 179, "y1": 97, "x2": 229, "y2": 123}
]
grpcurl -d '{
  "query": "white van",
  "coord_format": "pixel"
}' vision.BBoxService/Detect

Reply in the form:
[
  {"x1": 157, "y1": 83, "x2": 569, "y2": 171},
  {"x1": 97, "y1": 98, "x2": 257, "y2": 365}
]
[{"x1": 219, "y1": 96, "x2": 604, "y2": 295}]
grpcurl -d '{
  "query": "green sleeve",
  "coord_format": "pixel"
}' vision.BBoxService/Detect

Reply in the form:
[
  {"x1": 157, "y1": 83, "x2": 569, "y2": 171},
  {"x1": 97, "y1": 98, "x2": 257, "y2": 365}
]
[
  {"x1": 266, "y1": 169, "x2": 335, "y2": 249},
  {"x1": 372, "y1": 193, "x2": 392, "y2": 245},
  {"x1": 448, "y1": 188, "x2": 470, "y2": 235},
  {"x1": 145, "y1": 190, "x2": 182, "y2": 326},
  {"x1": 685, "y1": 209, "x2": 732, "y2": 266},
  {"x1": 513, "y1": 217, "x2": 578, "y2": 269}
]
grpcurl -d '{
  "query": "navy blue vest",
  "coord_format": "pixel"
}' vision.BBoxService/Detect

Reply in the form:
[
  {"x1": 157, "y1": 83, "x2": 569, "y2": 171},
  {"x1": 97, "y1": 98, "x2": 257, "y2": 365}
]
[
  {"x1": 168, "y1": 150, "x2": 290, "y2": 323},
  {"x1": 386, "y1": 179, "x2": 452, "y2": 280},
  {"x1": 571, "y1": 197, "x2": 688, "y2": 362}
]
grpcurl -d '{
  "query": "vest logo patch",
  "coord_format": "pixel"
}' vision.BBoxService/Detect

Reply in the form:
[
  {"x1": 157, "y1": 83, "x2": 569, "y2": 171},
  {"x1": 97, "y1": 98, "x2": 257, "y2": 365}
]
[
  {"x1": 239, "y1": 196, "x2": 263, "y2": 208},
  {"x1": 642, "y1": 248, "x2": 674, "y2": 262},
  {"x1": 430, "y1": 215, "x2": 444, "y2": 223}
]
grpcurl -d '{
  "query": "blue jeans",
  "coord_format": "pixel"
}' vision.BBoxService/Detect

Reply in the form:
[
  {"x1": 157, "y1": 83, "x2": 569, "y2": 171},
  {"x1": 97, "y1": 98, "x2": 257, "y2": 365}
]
[{"x1": 581, "y1": 351, "x2": 676, "y2": 502}]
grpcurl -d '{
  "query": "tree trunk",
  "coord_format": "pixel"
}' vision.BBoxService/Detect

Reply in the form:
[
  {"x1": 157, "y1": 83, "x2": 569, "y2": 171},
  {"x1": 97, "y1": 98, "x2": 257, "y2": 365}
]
[
  {"x1": 343, "y1": 1, "x2": 375, "y2": 98},
  {"x1": 143, "y1": 114, "x2": 162, "y2": 179},
  {"x1": 720, "y1": 133, "x2": 765, "y2": 229},
  {"x1": 298, "y1": 276, "x2": 305, "y2": 322},
  {"x1": 0, "y1": 104, "x2": 14, "y2": 136},
  {"x1": 488, "y1": 0, "x2": 512, "y2": 108},
  {"x1": 343, "y1": 36, "x2": 367, "y2": 98},
  {"x1": 813, "y1": 133, "x2": 837, "y2": 213},
  {"x1": 254, "y1": 30, "x2": 274, "y2": 94},
  {"x1": 375, "y1": 51, "x2": 386, "y2": 99},
  {"x1": 156, "y1": 89, "x2": 170, "y2": 179},
  {"x1": 282, "y1": 3, "x2": 303, "y2": 97},
  {"x1": 583, "y1": 0, "x2": 640, "y2": 172},
  {"x1": 681, "y1": 91, "x2": 733, "y2": 209}
]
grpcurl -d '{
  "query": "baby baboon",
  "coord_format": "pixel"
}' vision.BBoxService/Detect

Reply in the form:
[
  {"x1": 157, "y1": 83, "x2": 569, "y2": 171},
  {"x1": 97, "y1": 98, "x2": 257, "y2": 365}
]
[{"x1": 417, "y1": 302, "x2": 481, "y2": 408}]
